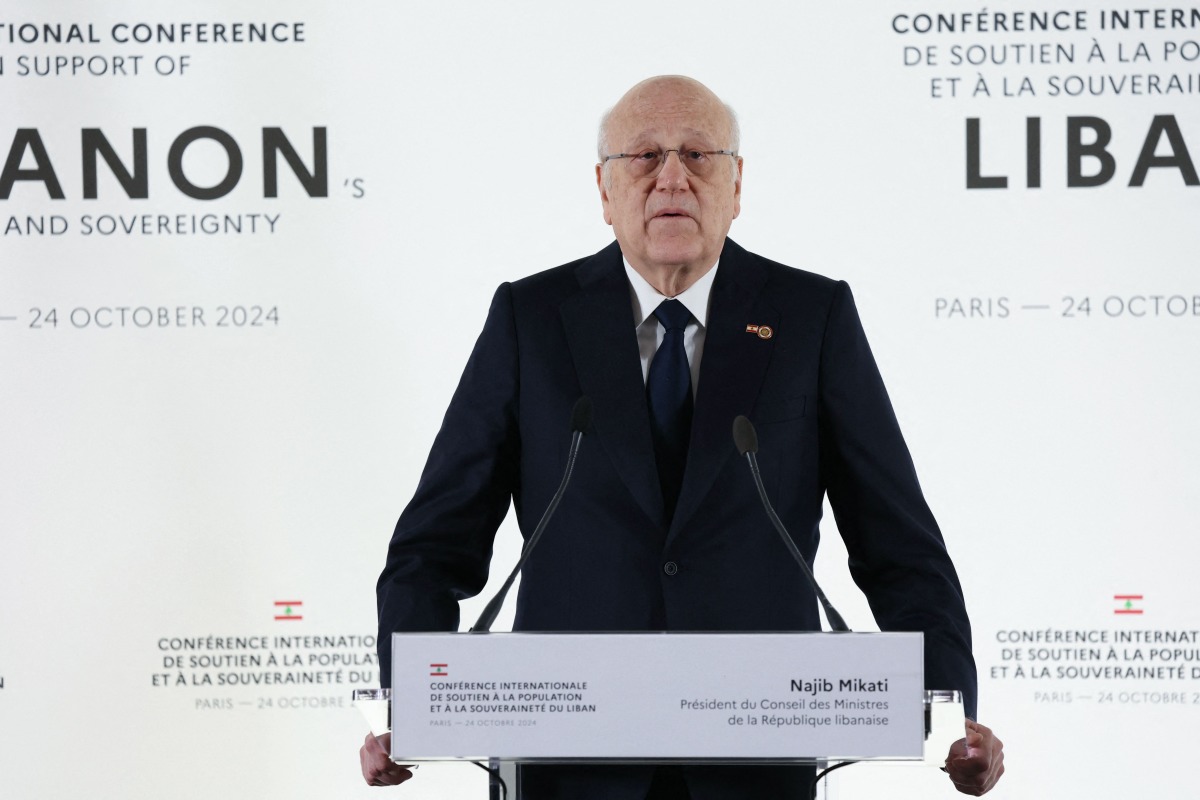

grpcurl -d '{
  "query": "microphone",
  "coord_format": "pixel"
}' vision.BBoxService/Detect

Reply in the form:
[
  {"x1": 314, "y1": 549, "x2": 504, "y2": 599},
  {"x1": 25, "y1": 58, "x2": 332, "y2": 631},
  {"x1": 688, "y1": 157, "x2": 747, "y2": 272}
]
[
  {"x1": 732, "y1": 415, "x2": 758, "y2": 457},
  {"x1": 569, "y1": 396, "x2": 593, "y2": 435},
  {"x1": 470, "y1": 397, "x2": 593, "y2": 633},
  {"x1": 732, "y1": 415, "x2": 851, "y2": 633}
]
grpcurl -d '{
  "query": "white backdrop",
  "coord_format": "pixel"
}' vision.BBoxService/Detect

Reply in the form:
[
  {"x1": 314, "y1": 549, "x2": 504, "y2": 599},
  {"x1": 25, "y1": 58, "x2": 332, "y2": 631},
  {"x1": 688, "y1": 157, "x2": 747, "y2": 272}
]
[{"x1": 2, "y1": 1, "x2": 1198, "y2": 798}]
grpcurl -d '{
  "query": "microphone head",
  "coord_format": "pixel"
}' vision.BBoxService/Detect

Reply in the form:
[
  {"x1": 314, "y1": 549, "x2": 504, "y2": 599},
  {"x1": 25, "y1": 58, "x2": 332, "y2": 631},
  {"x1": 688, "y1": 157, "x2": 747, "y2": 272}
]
[
  {"x1": 732, "y1": 415, "x2": 759, "y2": 455},
  {"x1": 570, "y1": 396, "x2": 593, "y2": 434}
]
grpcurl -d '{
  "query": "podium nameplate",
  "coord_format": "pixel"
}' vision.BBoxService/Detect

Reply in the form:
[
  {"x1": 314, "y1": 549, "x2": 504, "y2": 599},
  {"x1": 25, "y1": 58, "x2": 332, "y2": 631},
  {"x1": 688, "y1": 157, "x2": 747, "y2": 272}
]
[{"x1": 390, "y1": 632, "x2": 923, "y2": 763}]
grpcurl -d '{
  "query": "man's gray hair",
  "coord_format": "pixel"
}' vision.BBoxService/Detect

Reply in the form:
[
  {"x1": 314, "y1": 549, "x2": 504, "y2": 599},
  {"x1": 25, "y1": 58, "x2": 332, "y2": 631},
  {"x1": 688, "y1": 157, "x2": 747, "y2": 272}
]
[
  {"x1": 597, "y1": 102, "x2": 741, "y2": 187},
  {"x1": 597, "y1": 102, "x2": 741, "y2": 158}
]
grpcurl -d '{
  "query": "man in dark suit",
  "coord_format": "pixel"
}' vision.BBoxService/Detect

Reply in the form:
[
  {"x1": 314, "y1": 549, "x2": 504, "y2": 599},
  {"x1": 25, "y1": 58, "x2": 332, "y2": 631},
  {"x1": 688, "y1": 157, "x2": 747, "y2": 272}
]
[{"x1": 361, "y1": 76, "x2": 1004, "y2": 798}]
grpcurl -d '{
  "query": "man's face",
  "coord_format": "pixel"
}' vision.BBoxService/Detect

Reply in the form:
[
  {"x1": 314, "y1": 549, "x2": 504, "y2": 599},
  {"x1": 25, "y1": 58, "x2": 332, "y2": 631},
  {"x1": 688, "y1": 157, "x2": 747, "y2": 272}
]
[{"x1": 597, "y1": 80, "x2": 742, "y2": 277}]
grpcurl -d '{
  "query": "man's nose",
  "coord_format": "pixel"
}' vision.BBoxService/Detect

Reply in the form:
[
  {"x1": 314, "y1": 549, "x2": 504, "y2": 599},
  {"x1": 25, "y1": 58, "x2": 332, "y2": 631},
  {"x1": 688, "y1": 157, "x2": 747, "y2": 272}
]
[{"x1": 656, "y1": 150, "x2": 689, "y2": 190}]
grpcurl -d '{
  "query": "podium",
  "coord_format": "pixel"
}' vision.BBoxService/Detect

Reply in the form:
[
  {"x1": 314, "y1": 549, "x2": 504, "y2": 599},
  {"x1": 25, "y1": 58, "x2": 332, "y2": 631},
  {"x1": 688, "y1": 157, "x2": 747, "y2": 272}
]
[{"x1": 355, "y1": 631, "x2": 964, "y2": 797}]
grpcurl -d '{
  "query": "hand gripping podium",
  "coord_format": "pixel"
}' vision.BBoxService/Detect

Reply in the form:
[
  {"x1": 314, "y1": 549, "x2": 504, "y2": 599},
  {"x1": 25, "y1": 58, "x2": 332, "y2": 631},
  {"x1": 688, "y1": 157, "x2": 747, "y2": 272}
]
[{"x1": 357, "y1": 631, "x2": 964, "y2": 796}]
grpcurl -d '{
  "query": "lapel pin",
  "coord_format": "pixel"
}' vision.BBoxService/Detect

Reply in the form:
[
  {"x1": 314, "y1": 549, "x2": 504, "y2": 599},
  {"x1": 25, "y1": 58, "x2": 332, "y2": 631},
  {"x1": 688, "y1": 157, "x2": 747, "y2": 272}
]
[{"x1": 745, "y1": 324, "x2": 773, "y2": 340}]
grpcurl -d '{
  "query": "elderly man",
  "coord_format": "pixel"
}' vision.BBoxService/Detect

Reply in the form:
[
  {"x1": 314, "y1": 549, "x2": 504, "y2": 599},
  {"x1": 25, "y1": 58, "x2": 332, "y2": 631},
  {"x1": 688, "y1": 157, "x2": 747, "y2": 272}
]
[{"x1": 361, "y1": 75, "x2": 1004, "y2": 798}]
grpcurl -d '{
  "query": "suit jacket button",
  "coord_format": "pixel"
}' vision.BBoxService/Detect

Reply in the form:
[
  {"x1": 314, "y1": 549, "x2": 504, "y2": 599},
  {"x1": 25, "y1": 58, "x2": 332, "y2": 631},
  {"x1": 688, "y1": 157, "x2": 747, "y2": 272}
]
[{"x1": 663, "y1": 561, "x2": 678, "y2": 576}]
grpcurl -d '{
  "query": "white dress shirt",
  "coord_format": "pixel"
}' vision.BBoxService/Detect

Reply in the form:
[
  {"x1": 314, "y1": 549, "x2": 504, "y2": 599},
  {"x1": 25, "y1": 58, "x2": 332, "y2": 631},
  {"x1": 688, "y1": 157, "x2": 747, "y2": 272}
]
[{"x1": 624, "y1": 258, "x2": 718, "y2": 397}]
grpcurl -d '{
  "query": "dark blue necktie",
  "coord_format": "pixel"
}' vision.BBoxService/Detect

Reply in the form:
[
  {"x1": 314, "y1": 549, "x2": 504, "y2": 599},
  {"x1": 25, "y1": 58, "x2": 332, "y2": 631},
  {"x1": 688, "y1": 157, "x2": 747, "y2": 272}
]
[{"x1": 646, "y1": 299, "x2": 693, "y2": 522}]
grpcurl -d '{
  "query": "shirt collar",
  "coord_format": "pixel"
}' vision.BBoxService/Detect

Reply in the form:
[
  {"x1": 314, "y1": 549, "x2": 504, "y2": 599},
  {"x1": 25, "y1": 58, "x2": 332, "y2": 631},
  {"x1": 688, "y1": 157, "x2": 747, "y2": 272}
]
[{"x1": 624, "y1": 257, "x2": 718, "y2": 329}]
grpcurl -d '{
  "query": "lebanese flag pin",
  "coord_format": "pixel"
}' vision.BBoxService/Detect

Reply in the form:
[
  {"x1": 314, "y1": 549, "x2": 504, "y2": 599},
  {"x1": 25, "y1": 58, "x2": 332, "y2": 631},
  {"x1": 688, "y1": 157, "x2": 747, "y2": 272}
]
[{"x1": 745, "y1": 324, "x2": 773, "y2": 340}]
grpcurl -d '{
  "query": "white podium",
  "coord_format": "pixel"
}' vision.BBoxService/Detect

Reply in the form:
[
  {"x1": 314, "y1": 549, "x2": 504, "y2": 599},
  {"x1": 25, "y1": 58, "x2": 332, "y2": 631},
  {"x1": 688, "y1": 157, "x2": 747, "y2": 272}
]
[{"x1": 354, "y1": 631, "x2": 965, "y2": 796}]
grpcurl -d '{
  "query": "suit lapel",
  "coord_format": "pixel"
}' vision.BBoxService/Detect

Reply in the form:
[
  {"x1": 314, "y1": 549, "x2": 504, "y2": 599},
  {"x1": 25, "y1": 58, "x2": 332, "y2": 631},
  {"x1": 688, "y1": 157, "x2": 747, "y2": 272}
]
[
  {"x1": 560, "y1": 242, "x2": 666, "y2": 529},
  {"x1": 669, "y1": 239, "x2": 777, "y2": 542}
]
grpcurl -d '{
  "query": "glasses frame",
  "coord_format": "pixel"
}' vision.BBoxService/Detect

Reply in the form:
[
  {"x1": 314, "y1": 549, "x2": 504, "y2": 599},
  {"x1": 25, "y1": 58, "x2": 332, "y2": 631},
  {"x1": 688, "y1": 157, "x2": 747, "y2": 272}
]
[{"x1": 601, "y1": 148, "x2": 738, "y2": 178}]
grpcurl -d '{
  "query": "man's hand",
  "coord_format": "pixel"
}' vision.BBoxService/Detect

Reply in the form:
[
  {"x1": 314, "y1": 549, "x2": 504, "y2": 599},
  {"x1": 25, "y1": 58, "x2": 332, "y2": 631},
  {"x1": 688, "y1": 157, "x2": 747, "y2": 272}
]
[
  {"x1": 360, "y1": 732, "x2": 415, "y2": 787},
  {"x1": 944, "y1": 719, "x2": 1004, "y2": 795}
]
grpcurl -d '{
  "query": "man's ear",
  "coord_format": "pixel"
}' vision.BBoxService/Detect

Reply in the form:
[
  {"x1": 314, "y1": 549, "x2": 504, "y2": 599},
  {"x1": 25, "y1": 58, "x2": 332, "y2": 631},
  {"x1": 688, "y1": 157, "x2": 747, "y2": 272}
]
[
  {"x1": 596, "y1": 163, "x2": 613, "y2": 226},
  {"x1": 732, "y1": 156, "x2": 743, "y2": 220}
]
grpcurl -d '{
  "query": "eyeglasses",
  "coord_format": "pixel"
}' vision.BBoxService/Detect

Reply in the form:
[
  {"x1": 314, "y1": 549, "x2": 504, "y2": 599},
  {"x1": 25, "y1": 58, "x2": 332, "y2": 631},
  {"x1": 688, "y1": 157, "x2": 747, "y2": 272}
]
[{"x1": 601, "y1": 148, "x2": 737, "y2": 180}]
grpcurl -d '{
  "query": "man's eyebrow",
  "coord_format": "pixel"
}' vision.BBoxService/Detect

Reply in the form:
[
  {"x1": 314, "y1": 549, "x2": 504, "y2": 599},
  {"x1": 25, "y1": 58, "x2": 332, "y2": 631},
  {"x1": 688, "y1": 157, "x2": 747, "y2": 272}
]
[{"x1": 621, "y1": 129, "x2": 720, "y2": 149}]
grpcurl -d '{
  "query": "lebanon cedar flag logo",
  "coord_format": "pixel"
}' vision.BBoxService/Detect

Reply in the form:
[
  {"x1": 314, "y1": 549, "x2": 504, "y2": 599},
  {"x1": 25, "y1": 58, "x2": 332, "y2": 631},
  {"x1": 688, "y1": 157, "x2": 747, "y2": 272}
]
[
  {"x1": 274, "y1": 600, "x2": 303, "y2": 621},
  {"x1": 1114, "y1": 594, "x2": 1143, "y2": 615},
  {"x1": 430, "y1": 663, "x2": 448, "y2": 677}
]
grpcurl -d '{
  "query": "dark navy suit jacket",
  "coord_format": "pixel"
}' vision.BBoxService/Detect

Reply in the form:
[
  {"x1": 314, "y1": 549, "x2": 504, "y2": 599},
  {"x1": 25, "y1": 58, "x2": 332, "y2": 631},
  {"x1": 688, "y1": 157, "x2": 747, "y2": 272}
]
[{"x1": 377, "y1": 239, "x2": 976, "y2": 799}]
